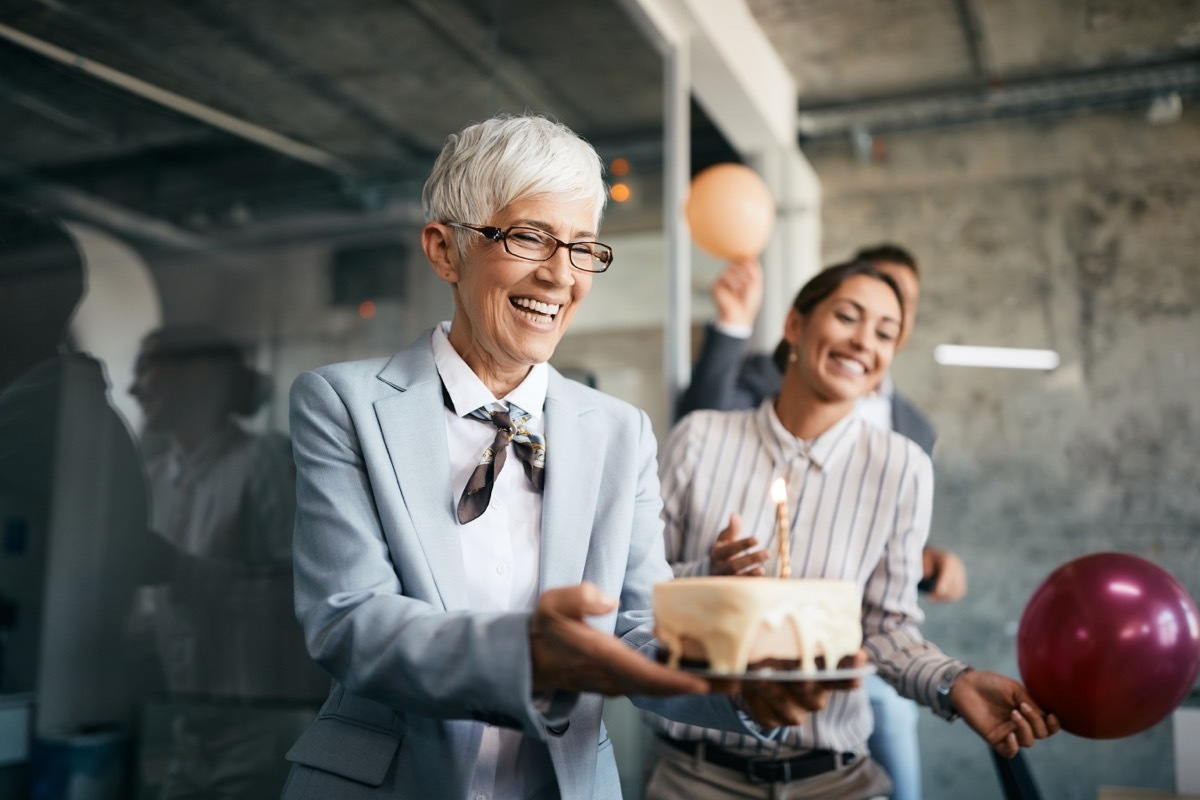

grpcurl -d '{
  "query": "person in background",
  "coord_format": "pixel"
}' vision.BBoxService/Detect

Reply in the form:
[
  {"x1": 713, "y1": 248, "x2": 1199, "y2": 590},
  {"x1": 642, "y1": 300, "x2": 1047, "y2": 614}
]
[
  {"x1": 674, "y1": 245, "x2": 964, "y2": 800},
  {"x1": 643, "y1": 259, "x2": 1058, "y2": 799},
  {"x1": 0, "y1": 201, "x2": 150, "y2": 796},
  {"x1": 278, "y1": 113, "x2": 859, "y2": 800},
  {"x1": 128, "y1": 325, "x2": 326, "y2": 799}
]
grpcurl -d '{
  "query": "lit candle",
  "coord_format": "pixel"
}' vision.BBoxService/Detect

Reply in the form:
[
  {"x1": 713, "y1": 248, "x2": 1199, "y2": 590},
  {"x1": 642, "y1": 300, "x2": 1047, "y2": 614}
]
[{"x1": 770, "y1": 477, "x2": 790, "y2": 579}]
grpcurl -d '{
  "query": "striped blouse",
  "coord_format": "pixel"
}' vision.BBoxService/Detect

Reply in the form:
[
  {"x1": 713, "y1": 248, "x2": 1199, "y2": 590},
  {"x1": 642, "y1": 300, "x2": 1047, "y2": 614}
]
[{"x1": 644, "y1": 401, "x2": 969, "y2": 755}]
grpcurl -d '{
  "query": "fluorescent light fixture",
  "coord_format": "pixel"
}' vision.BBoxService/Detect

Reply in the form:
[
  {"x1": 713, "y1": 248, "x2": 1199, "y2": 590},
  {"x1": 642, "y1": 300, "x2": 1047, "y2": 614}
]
[{"x1": 933, "y1": 345, "x2": 1061, "y2": 370}]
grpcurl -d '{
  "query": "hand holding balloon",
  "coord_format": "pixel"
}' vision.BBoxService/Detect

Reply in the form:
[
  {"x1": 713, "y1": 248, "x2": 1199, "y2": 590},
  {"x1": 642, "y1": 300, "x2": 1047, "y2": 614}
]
[
  {"x1": 711, "y1": 258, "x2": 764, "y2": 328},
  {"x1": 949, "y1": 670, "x2": 1061, "y2": 758},
  {"x1": 1017, "y1": 552, "x2": 1200, "y2": 739}
]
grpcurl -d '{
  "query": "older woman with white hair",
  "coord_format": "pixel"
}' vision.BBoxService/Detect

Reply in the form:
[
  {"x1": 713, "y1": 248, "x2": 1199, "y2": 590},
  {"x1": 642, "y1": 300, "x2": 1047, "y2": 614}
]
[{"x1": 281, "y1": 114, "x2": 847, "y2": 800}]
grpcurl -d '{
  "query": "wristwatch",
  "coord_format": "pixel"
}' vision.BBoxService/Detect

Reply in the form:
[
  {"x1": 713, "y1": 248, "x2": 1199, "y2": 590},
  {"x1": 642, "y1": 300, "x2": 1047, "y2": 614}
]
[{"x1": 936, "y1": 665, "x2": 971, "y2": 719}]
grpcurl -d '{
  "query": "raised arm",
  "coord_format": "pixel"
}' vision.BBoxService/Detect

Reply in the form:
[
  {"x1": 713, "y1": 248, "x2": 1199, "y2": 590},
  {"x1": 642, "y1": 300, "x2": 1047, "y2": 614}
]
[{"x1": 675, "y1": 260, "x2": 778, "y2": 419}]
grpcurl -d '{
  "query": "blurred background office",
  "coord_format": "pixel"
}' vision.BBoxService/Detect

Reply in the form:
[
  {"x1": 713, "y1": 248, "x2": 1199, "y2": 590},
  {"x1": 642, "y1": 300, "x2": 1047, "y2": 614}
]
[{"x1": 1, "y1": 1, "x2": 1198, "y2": 798}]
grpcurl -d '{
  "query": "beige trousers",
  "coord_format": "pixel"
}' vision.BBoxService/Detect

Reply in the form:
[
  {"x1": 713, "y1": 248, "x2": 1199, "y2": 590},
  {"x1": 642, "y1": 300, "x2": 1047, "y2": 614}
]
[{"x1": 644, "y1": 738, "x2": 893, "y2": 800}]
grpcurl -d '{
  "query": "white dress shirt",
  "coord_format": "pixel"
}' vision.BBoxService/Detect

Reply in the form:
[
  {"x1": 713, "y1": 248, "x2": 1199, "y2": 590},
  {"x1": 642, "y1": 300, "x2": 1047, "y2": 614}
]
[
  {"x1": 431, "y1": 322, "x2": 554, "y2": 800},
  {"x1": 855, "y1": 372, "x2": 894, "y2": 433}
]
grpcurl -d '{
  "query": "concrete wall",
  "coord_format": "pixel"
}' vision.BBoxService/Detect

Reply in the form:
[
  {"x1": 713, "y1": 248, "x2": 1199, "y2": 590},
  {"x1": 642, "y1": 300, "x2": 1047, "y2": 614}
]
[{"x1": 806, "y1": 106, "x2": 1200, "y2": 799}]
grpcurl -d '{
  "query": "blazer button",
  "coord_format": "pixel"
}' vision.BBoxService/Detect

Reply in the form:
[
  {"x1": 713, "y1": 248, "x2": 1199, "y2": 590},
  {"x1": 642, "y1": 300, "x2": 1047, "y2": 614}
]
[{"x1": 547, "y1": 721, "x2": 570, "y2": 736}]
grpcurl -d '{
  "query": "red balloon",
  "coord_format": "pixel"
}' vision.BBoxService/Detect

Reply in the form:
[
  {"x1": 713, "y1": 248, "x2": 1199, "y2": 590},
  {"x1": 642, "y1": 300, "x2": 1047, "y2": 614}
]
[{"x1": 1017, "y1": 552, "x2": 1200, "y2": 739}]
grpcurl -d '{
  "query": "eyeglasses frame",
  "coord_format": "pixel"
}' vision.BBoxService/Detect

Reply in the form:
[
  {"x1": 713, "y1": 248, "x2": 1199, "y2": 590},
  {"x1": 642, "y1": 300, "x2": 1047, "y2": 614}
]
[{"x1": 446, "y1": 222, "x2": 613, "y2": 273}]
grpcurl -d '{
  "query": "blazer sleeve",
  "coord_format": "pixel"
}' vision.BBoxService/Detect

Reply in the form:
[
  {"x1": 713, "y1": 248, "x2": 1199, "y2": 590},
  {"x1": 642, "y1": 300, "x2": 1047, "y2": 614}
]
[
  {"x1": 289, "y1": 369, "x2": 553, "y2": 739},
  {"x1": 674, "y1": 324, "x2": 780, "y2": 420}
]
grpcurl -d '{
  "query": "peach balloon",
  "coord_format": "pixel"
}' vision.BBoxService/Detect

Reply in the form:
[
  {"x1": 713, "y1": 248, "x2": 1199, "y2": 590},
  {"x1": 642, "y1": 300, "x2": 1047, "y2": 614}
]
[{"x1": 684, "y1": 163, "x2": 776, "y2": 259}]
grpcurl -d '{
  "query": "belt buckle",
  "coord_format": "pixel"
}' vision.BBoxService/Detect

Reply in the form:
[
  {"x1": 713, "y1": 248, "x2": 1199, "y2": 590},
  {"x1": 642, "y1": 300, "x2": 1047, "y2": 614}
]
[
  {"x1": 744, "y1": 751, "x2": 851, "y2": 784},
  {"x1": 743, "y1": 755, "x2": 789, "y2": 784}
]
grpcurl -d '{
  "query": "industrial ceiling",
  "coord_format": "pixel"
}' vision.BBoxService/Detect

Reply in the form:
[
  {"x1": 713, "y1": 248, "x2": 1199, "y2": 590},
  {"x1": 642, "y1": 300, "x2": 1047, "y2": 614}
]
[{"x1": 1, "y1": 0, "x2": 1197, "y2": 251}]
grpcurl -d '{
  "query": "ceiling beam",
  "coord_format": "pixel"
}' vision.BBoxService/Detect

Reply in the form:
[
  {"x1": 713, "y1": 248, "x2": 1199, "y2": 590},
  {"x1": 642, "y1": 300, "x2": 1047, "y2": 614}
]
[
  {"x1": 6, "y1": 175, "x2": 212, "y2": 252},
  {"x1": 623, "y1": 0, "x2": 800, "y2": 158},
  {"x1": 405, "y1": 0, "x2": 590, "y2": 123},
  {"x1": 0, "y1": 21, "x2": 361, "y2": 179},
  {"x1": 180, "y1": 0, "x2": 438, "y2": 162},
  {"x1": 0, "y1": 78, "x2": 116, "y2": 143}
]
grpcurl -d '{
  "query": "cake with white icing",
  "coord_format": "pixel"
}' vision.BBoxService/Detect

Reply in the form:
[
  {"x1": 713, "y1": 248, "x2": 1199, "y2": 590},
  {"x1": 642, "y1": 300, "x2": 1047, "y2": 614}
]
[{"x1": 653, "y1": 576, "x2": 862, "y2": 675}]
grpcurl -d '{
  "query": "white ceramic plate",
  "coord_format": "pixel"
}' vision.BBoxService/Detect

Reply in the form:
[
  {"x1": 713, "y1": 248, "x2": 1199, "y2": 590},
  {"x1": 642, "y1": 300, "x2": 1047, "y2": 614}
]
[{"x1": 677, "y1": 664, "x2": 877, "y2": 682}]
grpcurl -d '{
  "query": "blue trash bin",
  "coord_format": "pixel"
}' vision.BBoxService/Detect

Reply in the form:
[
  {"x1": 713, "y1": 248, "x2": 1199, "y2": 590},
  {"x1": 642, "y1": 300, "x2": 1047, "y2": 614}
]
[{"x1": 30, "y1": 728, "x2": 129, "y2": 800}]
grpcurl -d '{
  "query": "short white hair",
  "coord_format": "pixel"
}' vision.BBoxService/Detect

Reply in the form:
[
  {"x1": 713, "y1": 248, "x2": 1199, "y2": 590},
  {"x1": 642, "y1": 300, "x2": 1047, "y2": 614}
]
[{"x1": 422, "y1": 114, "x2": 608, "y2": 244}]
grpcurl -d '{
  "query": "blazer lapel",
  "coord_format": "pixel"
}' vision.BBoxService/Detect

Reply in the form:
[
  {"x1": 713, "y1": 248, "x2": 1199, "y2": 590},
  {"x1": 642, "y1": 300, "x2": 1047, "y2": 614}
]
[
  {"x1": 539, "y1": 371, "x2": 605, "y2": 592},
  {"x1": 374, "y1": 333, "x2": 471, "y2": 611}
]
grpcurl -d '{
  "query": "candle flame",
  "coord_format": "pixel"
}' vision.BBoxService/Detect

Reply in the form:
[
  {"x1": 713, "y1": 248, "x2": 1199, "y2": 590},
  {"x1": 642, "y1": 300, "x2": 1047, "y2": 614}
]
[{"x1": 770, "y1": 477, "x2": 787, "y2": 503}]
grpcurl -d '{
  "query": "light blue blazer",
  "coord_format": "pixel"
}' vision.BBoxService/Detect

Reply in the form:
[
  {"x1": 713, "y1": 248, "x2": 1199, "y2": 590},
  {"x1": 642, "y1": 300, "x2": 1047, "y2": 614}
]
[{"x1": 281, "y1": 331, "x2": 746, "y2": 799}]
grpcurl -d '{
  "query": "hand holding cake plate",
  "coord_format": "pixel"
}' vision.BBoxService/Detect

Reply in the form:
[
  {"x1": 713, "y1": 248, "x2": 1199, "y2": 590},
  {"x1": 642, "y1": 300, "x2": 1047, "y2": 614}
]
[{"x1": 726, "y1": 650, "x2": 872, "y2": 728}]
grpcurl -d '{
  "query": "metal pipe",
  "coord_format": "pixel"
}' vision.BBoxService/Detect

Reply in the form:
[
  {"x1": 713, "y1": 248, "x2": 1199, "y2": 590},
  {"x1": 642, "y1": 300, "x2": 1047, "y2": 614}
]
[
  {"x1": 797, "y1": 61, "x2": 1200, "y2": 140},
  {"x1": 0, "y1": 21, "x2": 359, "y2": 178}
]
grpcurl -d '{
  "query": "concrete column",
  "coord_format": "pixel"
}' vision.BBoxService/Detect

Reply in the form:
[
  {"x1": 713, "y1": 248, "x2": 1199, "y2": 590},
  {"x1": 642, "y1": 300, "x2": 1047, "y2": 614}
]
[
  {"x1": 748, "y1": 148, "x2": 822, "y2": 352},
  {"x1": 620, "y1": 0, "x2": 822, "y2": 375},
  {"x1": 663, "y1": 38, "x2": 692, "y2": 403}
]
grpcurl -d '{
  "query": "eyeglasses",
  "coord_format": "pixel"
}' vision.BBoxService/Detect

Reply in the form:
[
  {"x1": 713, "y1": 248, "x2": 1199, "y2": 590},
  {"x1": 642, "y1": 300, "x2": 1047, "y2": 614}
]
[{"x1": 447, "y1": 222, "x2": 613, "y2": 273}]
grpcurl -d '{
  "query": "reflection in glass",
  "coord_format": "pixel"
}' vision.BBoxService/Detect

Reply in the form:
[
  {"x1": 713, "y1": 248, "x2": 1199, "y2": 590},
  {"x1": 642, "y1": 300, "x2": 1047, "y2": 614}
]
[
  {"x1": 126, "y1": 326, "x2": 326, "y2": 799},
  {"x1": 0, "y1": 202, "x2": 151, "y2": 796}
]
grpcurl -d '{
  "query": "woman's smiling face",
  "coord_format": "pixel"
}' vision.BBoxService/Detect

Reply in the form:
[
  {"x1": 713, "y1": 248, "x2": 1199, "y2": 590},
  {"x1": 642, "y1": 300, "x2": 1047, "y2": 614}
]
[
  {"x1": 786, "y1": 273, "x2": 903, "y2": 404},
  {"x1": 433, "y1": 194, "x2": 599, "y2": 394}
]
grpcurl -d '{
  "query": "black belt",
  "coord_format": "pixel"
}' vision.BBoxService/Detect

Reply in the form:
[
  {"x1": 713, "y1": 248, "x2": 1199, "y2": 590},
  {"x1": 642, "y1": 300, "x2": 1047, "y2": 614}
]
[{"x1": 657, "y1": 735, "x2": 857, "y2": 784}]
